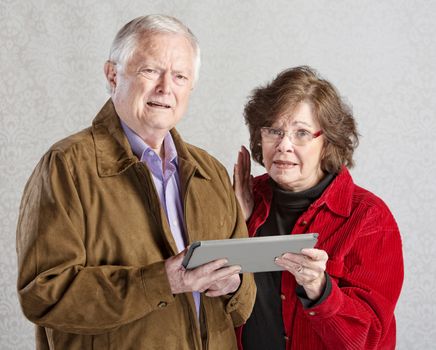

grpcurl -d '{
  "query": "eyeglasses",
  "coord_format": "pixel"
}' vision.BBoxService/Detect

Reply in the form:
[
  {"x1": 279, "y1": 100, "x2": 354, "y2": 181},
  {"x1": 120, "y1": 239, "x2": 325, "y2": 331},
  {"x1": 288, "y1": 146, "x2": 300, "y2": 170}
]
[{"x1": 260, "y1": 127, "x2": 323, "y2": 146}]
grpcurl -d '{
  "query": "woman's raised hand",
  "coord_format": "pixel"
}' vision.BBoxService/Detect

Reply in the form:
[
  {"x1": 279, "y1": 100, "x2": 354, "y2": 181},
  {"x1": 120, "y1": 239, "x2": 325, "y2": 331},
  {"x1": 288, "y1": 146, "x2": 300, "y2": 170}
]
[{"x1": 233, "y1": 146, "x2": 254, "y2": 221}]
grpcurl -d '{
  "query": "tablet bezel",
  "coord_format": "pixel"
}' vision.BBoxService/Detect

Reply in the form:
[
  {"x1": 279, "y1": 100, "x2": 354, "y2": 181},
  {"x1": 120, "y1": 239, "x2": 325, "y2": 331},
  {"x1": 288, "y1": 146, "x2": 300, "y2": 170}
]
[{"x1": 181, "y1": 233, "x2": 318, "y2": 273}]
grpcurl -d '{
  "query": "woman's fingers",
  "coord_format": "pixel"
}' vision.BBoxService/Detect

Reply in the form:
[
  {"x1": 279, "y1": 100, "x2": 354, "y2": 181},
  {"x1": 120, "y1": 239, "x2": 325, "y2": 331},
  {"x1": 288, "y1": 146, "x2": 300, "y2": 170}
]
[
  {"x1": 233, "y1": 146, "x2": 255, "y2": 220},
  {"x1": 275, "y1": 249, "x2": 328, "y2": 276},
  {"x1": 241, "y1": 145, "x2": 251, "y2": 181}
]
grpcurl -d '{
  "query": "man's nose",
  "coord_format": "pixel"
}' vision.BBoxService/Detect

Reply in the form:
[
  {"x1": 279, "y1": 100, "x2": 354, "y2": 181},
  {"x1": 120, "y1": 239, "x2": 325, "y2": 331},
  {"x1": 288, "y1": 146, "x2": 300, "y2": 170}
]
[{"x1": 156, "y1": 73, "x2": 171, "y2": 94}]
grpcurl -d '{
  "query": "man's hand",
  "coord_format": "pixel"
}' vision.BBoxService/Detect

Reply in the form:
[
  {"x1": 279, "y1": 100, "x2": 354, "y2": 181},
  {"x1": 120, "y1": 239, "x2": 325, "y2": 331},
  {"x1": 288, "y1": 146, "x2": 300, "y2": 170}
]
[
  {"x1": 204, "y1": 273, "x2": 241, "y2": 297},
  {"x1": 165, "y1": 249, "x2": 242, "y2": 297},
  {"x1": 233, "y1": 145, "x2": 254, "y2": 220}
]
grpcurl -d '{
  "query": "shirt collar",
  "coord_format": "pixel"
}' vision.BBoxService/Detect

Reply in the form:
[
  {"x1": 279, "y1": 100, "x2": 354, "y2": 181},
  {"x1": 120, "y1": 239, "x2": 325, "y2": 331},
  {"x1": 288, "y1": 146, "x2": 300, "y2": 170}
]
[
  {"x1": 120, "y1": 120, "x2": 178, "y2": 165},
  {"x1": 91, "y1": 99, "x2": 210, "y2": 180}
]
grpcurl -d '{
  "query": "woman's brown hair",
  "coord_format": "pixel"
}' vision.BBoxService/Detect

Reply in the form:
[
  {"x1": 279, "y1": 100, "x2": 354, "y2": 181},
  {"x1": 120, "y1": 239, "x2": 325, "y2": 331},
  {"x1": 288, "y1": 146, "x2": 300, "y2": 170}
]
[{"x1": 244, "y1": 66, "x2": 359, "y2": 173}]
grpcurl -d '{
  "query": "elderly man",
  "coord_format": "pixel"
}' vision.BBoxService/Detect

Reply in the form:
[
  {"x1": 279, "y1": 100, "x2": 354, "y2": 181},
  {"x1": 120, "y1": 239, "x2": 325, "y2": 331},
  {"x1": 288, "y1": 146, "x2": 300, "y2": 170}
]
[{"x1": 16, "y1": 15, "x2": 255, "y2": 350}]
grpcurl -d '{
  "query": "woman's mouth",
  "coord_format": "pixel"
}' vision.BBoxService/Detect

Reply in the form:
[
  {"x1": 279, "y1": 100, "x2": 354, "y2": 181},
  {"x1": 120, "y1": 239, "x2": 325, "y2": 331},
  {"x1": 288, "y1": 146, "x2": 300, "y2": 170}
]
[{"x1": 273, "y1": 160, "x2": 298, "y2": 169}]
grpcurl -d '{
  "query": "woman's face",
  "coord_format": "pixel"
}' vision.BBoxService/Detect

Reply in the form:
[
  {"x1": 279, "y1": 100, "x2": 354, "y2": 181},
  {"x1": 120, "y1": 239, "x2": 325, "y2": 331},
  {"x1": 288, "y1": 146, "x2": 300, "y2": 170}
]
[{"x1": 262, "y1": 102, "x2": 325, "y2": 192}]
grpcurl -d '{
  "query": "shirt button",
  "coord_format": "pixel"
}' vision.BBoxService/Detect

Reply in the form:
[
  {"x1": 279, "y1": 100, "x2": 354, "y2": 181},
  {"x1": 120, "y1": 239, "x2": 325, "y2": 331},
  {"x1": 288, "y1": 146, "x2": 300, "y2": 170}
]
[
  {"x1": 280, "y1": 294, "x2": 286, "y2": 300},
  {"x1": 158, "y1": 301, "x2": 167, "y2": 308},
  {"x1": 308, "y1": 311, "x2": 317, "y2": 316}
]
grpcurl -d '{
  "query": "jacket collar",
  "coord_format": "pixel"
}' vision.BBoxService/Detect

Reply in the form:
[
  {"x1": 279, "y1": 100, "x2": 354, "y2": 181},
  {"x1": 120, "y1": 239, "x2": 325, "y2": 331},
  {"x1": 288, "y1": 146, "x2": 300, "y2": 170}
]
[
  {"x1": 254, "y1": 166, "x2": 354, "y2": 218},
  {"x1": 92, "y1": 99, "x2": 210, "y2": 180},
  {"x1": 311, "y1": 166, "x2": 354, "y2": 217},
  {"x1": 169, "y1": 128, "x2": 211, "y2": 181}
]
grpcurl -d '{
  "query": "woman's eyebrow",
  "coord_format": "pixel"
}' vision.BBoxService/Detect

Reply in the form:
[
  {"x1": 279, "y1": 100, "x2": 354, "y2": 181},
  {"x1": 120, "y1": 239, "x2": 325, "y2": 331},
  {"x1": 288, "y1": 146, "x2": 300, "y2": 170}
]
[{"x1": 290, "y1": 120, "x2": 312, "y2": 128}]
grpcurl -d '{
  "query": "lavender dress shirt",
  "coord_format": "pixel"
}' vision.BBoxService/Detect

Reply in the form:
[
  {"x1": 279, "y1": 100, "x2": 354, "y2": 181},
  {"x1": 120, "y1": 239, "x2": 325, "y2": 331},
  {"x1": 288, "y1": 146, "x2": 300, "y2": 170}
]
[{"x1": 120, "y1": 120, "x2": 200, "y2": 316}]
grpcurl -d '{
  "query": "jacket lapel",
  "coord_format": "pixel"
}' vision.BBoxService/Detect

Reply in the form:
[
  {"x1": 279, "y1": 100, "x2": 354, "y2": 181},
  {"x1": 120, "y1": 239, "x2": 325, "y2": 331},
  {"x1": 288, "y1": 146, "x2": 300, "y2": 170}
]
[{"x1": 92, "y1": 99, "x2": 137, "y2": 178}]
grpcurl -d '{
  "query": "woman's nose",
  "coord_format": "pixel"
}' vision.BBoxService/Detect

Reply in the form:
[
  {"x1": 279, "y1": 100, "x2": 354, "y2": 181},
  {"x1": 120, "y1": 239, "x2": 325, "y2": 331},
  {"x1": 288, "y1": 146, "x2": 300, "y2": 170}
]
[{"x1": 276, "y1": 134, "x2": 295, "y2": 152}]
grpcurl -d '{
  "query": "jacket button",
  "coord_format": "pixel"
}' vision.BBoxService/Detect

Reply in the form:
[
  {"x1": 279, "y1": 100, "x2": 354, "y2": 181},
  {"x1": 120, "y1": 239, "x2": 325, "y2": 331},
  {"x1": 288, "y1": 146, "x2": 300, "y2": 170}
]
[
  {"x1": 301, "y1": 220, "x2": 307, "y2": 226},
  {"x1": 284, "y1": 336, "x2": 289, "y2": 341},
  {"x1": 280, "y1": 294, "x2": 286, "y2": 300},
  {"x1": 158, "y1": 301, "x2": 167, "y2": 308},
  {"x1": 308, "y1": 311, "x2": 317, "y2": 316}
]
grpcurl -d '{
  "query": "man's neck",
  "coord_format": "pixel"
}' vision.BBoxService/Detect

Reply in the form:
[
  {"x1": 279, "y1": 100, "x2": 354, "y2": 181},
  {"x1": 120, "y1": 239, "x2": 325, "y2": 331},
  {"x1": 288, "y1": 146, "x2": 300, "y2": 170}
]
[
  {"x1": 138, "y1": 130, "x2": 166, "y2": 158},
  {"x1": 120, "y1": 118, "x2": 168, "y2": 161},
  {"x1": 150, "y1": 143, "x2": 165, "y2": 161}
]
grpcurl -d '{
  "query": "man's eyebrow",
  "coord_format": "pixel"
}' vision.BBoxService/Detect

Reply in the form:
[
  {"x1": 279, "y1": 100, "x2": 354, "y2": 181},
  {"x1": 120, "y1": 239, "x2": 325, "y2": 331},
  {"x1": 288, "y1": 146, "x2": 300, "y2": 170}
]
[{"x1": 173, "y1": 68, "x2": 193, "y2": 75}]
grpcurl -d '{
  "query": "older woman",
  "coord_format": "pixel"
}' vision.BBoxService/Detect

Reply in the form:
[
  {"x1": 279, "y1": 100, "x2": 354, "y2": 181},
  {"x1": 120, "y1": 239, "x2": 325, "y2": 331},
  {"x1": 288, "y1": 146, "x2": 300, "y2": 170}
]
[{"x1": 234, "y1": 66, "x2": 404, "y2": 350}]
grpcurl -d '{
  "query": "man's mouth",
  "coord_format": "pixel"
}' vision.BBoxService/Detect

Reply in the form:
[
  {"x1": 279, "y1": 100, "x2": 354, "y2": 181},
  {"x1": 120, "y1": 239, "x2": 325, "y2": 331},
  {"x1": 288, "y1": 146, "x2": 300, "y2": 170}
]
[{"x1": 147, "y1": 101, "x2": 171, "y2": 108}]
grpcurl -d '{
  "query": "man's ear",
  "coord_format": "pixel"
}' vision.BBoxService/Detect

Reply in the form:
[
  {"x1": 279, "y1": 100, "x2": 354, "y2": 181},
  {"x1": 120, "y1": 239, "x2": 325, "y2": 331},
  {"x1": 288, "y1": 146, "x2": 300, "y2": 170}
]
[{"x1": 104, "y1": 60, "x2": 117, "y2": 91}]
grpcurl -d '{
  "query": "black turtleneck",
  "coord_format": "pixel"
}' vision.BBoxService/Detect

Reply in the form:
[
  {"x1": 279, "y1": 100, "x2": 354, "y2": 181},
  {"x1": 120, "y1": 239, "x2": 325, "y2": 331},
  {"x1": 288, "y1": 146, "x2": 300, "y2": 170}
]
[{"x1": 242, "y1": 173, "x2": 334, "y2": 350}]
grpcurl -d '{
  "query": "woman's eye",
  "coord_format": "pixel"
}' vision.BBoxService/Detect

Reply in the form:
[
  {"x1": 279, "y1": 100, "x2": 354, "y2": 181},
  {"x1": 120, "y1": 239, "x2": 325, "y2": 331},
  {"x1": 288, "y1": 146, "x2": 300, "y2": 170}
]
[
  {"x1": 295, "y1": 129, "x2": 310, "y2": 138},
  {"x1": 271, "y1": 128, "x2": 282, "y2": 136}
]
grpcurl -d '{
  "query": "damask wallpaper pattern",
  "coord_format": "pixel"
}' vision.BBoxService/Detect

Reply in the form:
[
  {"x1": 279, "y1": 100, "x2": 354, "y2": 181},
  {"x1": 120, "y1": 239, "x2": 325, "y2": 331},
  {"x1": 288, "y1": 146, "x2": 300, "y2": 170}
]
[{"x1": 1, "y1": 0, "x2": 435, "y2": 348}]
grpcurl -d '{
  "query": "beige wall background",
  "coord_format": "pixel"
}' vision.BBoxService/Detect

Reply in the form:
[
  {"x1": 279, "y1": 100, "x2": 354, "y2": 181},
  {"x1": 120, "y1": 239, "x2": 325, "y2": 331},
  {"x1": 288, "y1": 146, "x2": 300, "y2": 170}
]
[{"x1": 1, "y1": 0, "x2": 435, "y2": 348}]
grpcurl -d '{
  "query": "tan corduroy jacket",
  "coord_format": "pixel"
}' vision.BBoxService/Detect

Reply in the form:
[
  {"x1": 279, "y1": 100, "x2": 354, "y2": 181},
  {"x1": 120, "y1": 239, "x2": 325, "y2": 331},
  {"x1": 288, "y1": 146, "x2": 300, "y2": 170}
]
[{"x1": 16, "y1": 100, "x2": 256, "y2": 349}]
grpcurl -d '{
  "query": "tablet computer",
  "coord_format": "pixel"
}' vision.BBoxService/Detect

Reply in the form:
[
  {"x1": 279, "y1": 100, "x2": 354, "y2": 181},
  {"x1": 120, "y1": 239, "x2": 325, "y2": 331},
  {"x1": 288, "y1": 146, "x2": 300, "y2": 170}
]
[{"x1": 181, "y1": 233, "x2": 318, "y2": 273}]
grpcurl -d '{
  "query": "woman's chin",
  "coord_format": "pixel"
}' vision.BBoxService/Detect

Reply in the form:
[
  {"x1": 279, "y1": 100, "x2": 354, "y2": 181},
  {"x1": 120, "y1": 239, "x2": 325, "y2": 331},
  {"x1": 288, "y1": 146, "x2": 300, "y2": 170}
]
[{"x1": 270, "y1": 173, "x2": 299, "y2": 190}]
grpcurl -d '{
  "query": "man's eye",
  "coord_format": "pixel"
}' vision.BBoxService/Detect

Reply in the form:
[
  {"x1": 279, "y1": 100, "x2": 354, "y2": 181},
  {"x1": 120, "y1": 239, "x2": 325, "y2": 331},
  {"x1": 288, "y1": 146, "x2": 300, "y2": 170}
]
[
  {"x1": 175, "y1": 74, "x2": 188, "y2": 80},
  {"x1": 140, "y1": 69, "x2": 157, "y2": 76},
  {"x1": 174, "y1": 74, "x2": 189, "y2": 86}
]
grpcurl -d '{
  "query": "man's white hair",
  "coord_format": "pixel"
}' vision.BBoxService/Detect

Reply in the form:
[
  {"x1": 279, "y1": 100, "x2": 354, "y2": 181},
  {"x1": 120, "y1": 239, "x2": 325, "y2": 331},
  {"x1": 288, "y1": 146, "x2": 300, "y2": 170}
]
[{"x1": 108, "y1": 14, "x2": 201, "y2": 84}]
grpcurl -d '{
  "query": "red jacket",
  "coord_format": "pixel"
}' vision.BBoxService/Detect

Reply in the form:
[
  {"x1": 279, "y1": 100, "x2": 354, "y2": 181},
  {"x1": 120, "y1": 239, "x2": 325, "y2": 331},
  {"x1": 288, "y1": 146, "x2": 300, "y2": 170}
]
[{"x1": 237, "y1": 167, "x2": 404, "y2": 350}]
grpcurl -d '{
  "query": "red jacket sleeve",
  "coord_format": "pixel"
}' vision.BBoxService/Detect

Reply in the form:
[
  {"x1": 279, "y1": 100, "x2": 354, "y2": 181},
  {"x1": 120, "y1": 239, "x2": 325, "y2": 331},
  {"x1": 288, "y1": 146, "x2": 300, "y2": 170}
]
[{"x1": 301, "y1": 202, "x2": 404, "y2": 349}]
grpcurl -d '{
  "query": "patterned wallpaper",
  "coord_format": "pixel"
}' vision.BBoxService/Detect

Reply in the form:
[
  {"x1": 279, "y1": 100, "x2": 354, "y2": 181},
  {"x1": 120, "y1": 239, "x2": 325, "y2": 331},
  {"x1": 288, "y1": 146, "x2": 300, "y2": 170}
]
[{"x1": 1, "y1": 0, "x2": 435, "y2": 348}]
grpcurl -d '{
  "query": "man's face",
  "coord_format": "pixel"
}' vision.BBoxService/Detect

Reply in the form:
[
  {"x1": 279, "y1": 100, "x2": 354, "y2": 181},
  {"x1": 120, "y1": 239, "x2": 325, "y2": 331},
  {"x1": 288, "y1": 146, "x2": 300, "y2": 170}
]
[{"x1": 107, "y1": 32, "x2": 195, "y2": 142}]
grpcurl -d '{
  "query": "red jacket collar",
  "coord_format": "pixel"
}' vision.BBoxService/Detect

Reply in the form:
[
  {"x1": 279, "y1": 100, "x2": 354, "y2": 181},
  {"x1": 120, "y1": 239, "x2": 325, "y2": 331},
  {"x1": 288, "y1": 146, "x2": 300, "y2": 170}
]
[{"x1": 250, "y1": 166, "x2": 354, "y2": 233}]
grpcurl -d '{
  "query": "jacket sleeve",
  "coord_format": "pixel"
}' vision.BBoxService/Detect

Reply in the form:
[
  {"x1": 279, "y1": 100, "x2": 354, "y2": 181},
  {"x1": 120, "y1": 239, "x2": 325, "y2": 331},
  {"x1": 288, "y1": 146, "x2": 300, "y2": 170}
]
[
  {"x1": 215, "y1": 162, "x2": 256, "y2": 327},
  {"x1": 302, "y1": 202, "x2": 404, "y2": 349},
  {"x1": 224, "y1": 201, "x2": 256, "y2": 327},
  {"x1": 16, "y1": 150, "x2": 175, "y2": 334}
]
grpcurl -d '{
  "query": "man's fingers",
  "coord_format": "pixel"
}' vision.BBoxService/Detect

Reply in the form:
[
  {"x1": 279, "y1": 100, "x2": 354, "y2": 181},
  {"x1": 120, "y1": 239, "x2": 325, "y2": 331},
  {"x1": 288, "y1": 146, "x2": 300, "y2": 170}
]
[
  {"x1": 188, "y1": 262, "x2": 241, "y2": 291},
  {"x1": 204, "y1": 289, "x2": 223, "y2": 297},
  {"x1": 195, "y1": 258, "x2": 229, "y2": 274},
  {"x1": 165, "y1": 248, "x2": 188, "y2": 271},
  {"x1": 166, "y1": 253, "x2": 241, "y2": 295},
  {"x1": 218, "y1": 264, "x2": 241, "y2": 277},
  {"x1": 188, "y1": 259, "x2": 236, "y2": 281},
  {"x1": 205, "y1": 274, "x2": 241, "y2": 297},
  {"x1": 206, "y1": 264, "x2": 241, "y2": 281}
]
